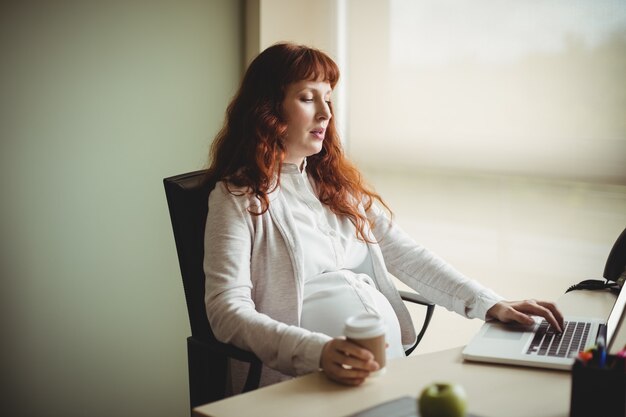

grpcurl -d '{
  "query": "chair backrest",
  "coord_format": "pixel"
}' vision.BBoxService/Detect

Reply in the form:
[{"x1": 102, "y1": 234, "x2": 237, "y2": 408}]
[
  {"x1": 164, "y1": 171, "x2": 262, "y2": 407},
  {"x1": 163, "y1": 170, "x2": 214, "y2": 341}
]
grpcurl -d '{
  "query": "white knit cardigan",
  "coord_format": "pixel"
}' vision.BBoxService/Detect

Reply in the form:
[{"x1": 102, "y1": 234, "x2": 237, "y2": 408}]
[{"x1": 203, "y1": 181, "x2": 504, "y2": 392}]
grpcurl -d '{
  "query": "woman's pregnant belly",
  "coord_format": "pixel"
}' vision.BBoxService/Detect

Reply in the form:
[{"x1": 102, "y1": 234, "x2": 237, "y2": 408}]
[{"x1": 300, "y1": 270, "x2": 406, "y2": 360}]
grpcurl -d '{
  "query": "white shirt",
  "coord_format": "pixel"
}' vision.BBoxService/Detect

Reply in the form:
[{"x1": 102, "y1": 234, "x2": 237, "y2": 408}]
[{"x1": 280, "y1": 162, "x2": 406, "y2": 359}]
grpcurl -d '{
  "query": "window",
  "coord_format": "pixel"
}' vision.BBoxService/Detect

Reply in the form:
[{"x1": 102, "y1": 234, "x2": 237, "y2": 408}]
[{"x1": 347, "y1": 0, "x2": 626, "y2": 183}]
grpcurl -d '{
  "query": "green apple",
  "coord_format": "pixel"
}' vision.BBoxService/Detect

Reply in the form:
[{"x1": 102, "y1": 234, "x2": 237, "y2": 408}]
[{"x1": 418, "y1": 382, "x2": 468, "y2": 417}]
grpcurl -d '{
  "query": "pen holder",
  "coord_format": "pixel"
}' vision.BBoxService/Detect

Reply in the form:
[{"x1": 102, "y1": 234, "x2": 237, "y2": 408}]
[{"x1": 569, "y1": 354, "x2": 626, "y2": 417}]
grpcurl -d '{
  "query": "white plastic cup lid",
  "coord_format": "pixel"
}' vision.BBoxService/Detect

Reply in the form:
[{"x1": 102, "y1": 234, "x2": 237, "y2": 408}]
[{"x1": 344, "y1": 313, "x2": 386, "y2": 339}]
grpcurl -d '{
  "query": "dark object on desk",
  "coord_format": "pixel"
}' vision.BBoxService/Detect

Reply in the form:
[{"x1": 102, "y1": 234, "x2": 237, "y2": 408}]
[
  {"x1": 163, "y1": 170, "x2": 436, "y2": 413},
  {"x1": 565, "y1": 279, "x2": 620, "y2": 294},
  {"x1": 566, "y1": 227, "x2": 626, "y2": 294},
  {"x1": 569, "y1": 355, "x2": 626, "y2": 417},
  {"x1": 345, "y1": 396, "x2": 482, "y2": 417}
]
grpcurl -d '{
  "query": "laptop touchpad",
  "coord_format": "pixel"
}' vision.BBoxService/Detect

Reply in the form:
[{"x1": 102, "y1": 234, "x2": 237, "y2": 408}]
[{"x1": 484, "y1": 325, "x2": 526, "y2": 340}]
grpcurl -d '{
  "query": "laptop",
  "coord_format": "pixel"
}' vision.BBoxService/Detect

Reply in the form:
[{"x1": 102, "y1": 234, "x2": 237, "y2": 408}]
[{"x1": 462, "y1": 283, "x2": 626, "y2": 370}]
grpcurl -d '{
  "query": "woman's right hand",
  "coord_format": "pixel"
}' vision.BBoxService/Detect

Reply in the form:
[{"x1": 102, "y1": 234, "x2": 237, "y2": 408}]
[{"x1": 320, "y1": 338, "x2": 379, "y2": 386}]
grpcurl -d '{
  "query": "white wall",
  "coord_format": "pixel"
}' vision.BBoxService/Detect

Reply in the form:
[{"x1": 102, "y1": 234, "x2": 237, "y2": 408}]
[
  {"x1": 0, "y1": 2, "x2": 243, "y2": 416},
  {"x1": 246, "y1": 0, "x2": 339, "y2": 64}
]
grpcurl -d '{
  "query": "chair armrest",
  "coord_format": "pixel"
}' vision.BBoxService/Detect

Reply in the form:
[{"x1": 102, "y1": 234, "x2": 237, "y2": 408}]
[
  {"x1": 218, "y1": 342, "x2": 262, "y2": 392},
  {"x1": 398, "y1": 290, "x2": 434, "y2": 307},
  {"x1": 194, "y1": 336, "x2": 262, "y2": 393},
  {"x1": 399, "y1": 290, "x2": 435, "y2": 356},
  {"x1": 210, "y1": 338, "x2": 260, "y2": 363}
]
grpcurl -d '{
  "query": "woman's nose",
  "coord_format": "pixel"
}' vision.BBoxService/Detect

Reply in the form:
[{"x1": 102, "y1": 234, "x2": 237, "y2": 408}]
[{"x1": 316, "y1": 101, "x2": 332, "y2": 120}]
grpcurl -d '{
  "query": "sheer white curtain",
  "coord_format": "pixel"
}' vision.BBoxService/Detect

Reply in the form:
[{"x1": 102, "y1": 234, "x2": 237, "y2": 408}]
[{"x1": 346, "y1": 0, "x2": 626, "y2": 184}]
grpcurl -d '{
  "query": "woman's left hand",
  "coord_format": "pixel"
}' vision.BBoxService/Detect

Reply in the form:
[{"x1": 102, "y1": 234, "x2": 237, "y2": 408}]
[{"x1": 487, "y1": 300, "x2": 565, "y2": 333}]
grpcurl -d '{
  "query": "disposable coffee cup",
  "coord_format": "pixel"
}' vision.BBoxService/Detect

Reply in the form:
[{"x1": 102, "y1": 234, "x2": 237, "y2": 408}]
[{"x1": 344, "y1": 313, "x2": 387, "y2": 376}]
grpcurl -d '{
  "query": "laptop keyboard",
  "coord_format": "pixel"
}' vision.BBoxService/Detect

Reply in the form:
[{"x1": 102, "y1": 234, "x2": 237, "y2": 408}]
[{"x1": 525, "y1": 320, "x2": 591, "y2": 358}]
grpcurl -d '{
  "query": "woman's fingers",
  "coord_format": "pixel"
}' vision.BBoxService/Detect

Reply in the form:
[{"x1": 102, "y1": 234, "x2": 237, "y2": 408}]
[
  {"x1": 488, "y1": 300, "x2": 565, "y2": 332},
  {"x1": 501, "y1": 305, "x2": 536, "y2": 326},
  {"x1": 320, "y1": 338, "x2": 379, "y2": 385},
  {"x1": 518, "y1": 300, "x2": 563, "y2": 332},
  {"x1": 537, "y1": 300, "x2": 565, "y2": 329}
]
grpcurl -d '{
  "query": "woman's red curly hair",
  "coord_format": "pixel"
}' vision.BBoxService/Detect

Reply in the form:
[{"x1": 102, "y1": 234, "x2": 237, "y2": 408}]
[{"x1": 206, "y1": 42, "x2": 389, "y2": 241}]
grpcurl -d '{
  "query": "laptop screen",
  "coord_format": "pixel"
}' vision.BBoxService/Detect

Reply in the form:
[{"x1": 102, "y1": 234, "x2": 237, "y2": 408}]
[{"x1": 607, "y1": 286, "x2": 626, "y2": 349}]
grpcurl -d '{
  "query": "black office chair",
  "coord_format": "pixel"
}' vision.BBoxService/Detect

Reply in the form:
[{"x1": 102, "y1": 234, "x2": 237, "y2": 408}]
[{"x1": 163, "y1": 170, "x2": 435, "y2": 413}]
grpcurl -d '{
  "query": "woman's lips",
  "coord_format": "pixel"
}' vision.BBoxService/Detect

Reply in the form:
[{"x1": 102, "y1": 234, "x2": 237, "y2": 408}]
[{"x1": 310, "y1": 128, "x2": 325, "y2": 139}]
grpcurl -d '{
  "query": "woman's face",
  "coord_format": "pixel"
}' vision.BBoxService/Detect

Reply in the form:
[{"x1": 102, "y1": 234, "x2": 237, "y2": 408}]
[{"x1": 281, "y1": 79, "x2": 332, "y2": 167}]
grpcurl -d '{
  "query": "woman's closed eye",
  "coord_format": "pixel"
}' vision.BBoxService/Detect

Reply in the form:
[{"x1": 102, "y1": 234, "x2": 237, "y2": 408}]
[{"x1": 299, "y1": 97, "x2": 332, "y2": 108}]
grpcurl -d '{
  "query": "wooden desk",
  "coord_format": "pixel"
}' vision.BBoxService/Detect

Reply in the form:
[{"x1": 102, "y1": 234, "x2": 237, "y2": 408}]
[{"x1": 194, "y1": 291, "x2": 624, "y2": 417}]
